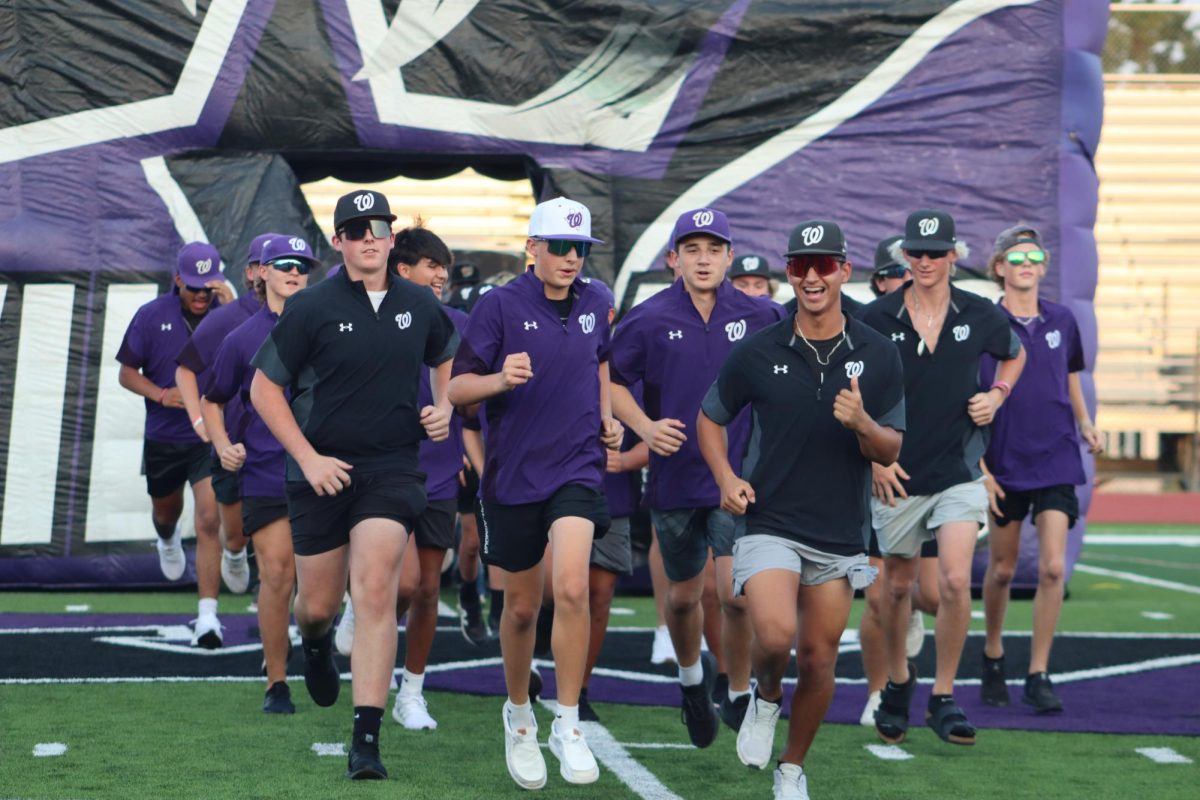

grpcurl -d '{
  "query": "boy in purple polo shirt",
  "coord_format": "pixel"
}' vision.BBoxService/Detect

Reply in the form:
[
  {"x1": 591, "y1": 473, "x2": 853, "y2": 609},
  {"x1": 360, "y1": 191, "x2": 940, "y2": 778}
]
[
  {"x1": 176, "y1": 232, "x2": 278, "y2": 600},
  {"x1": 448, "y1": 196, "x2": 622, "y2": 790},
  {"x1": 116, "y1": 241, "x2": 231, "y2": 648},
  {"x1": 609, "y1": 208, "x2": 783, "y2": 747},
  {"x1": 978, "y1": 225, "x2": 1103, "y2": 713},
  {"x1": 201, "y1": 234, "x2": 315, "y2": 714}
]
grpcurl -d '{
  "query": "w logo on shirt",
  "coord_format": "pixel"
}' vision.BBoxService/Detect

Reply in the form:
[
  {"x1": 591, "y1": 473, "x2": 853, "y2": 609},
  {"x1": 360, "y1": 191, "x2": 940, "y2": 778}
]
[
  {"x1": 724, "y1": 319, "x2": 746, "y2": 342},
  {"x1": 845, "y1": 361, "x2": 864, "y2": 379},
  {"x1": 395, "y1": 311, "x2": 412, "y2": 330},
  {"x1": 1045, "y1": 329, "x2": 1062, "y2": 349},
  {"x1": 578, "y1": 312, "x2": 596, "y2": 334},
  {"x1": 953, "y1": 324, "x2": 970, "y2": 342}
]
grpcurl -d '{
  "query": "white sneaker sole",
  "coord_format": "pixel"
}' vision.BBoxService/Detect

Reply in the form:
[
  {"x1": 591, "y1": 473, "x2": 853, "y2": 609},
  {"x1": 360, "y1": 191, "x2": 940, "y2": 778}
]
[
  {"x1": 392, "y1": 703, "x2": 437, "y2": 730},
  {"x1": 549, "y1": 734, "x2": 599, "y2": 785},
  {"x1": 503, "y1": 708, "x2": 546, "y2": 791}
]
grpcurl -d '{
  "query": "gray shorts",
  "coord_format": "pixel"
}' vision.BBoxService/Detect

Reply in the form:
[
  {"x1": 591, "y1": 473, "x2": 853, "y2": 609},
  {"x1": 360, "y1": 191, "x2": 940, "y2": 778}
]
[
  {"x1": 590, "y1": 517, "x2": 632, "y2": 575},
  {"x1": 871, "y1": 478, "x2": 988, "y2": 559},
  {"x1": 651, "y1": 507, "x2": 736, "y2": 582},
  {"x1": 732, "y1": 534, "x2": 870, "y2": 595}
]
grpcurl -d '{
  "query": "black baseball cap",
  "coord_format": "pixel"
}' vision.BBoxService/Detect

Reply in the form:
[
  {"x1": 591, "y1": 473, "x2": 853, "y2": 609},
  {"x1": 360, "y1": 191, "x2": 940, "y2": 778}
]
[
  {"x1": 333, "y1": 189, "x2": 397, "y2": 231},
  {"x1": 784, "y1": 220, "x2": 847, "y2": 258},
  {"x1": 729, "y1": 254, "x2": 770, "y2": 278},
  {"x1": 900, "y1": 209, "x2": 956, "y2": 251},
  {"x1": 873, "y1": 235, "x2": 906, "y2": 273},
  {"x1": 451, "y1": 262, "x2": 481, "y2": 286}
]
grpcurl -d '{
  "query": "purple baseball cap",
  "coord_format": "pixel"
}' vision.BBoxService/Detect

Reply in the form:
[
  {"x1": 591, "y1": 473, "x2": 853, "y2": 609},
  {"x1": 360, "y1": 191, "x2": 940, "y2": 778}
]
[
  {"x1": 248, "y1": 232, "x2": 282, "y2": 264},
  {"x1": 176, "y1": 242, "x2": 224, "y2": 288},
  {"x1": 671, "y1": 208, "x2": 733, "y2": 249},
  {"x1": 260, "y1": 234, "x2": 318, "y2": 266}
]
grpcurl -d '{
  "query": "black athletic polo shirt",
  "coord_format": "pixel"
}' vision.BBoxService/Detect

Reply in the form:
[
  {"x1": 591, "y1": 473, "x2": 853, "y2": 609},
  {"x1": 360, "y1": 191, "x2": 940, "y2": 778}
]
[
  {"x1": 701, "y1": 314, "x2": 906, "y2": 555},
  {"x1": 859, "y1": 282, "x2": 1020, "y2": 497},
  {"x1": 253, "y1": 268, "x2": 458, "y2": 480}
]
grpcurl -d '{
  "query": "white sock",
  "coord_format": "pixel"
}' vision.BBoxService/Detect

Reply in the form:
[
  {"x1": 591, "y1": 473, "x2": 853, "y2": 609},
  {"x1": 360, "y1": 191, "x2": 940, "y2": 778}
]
[
  {"x1": 728, "y1": 687, "x2": 751, "y2": 703},
  {"x1": 198, "y1": 597, "x2": 218, "y2": 618},
  {"x1": 679, "y1": 659, "x2": 703, "y2": 687},
  {"x1": 507, "y1": 699, "x2": 534, "y2": 730},
  {"x1": 225, "y1": 546, "x2": 246, "y2": 558},
  {"x1": 555, "y1": 704, "x2": 579, "y2": 731},
  {"x1": 400, "y1": 668, "x2": 425, "y2": 695},
  {"x1": 655, "y1": 624, "x2": 669, "y2": 636}
]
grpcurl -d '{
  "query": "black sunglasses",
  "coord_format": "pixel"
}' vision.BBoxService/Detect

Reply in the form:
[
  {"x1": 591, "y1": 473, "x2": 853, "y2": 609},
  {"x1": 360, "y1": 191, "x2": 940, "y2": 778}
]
[
  {"x1": 907, "y1": 249, "x2": 950, "y2": 260},
  {"x1": 539, "y1": 238, "x2": 592, "y2": 258},
  {"x1": 338, "y1": 218, "x2": 392, "y2": 241},
  {"x1": 268, "y1": 258, "x2": 312, "y2": 275},
  {"x1": 875, "y1": 265, "x2": 910, "y2": 279},
  {"x1": 183, "y1": 285, "x2": 214, "y2": 295}
]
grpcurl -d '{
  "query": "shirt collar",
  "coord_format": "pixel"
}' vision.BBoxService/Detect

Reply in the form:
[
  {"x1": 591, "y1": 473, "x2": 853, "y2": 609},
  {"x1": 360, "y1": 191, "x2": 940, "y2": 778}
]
[{"x1": 773, "y1": 310, "x2": 865, "y2": 353}]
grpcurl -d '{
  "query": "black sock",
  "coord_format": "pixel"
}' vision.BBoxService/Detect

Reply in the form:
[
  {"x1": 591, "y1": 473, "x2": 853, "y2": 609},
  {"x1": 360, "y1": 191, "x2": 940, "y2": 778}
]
[
  {"x1": 302, "y1": 628, "x2": 332, "y2": 654},
  {"x1": 459, "y1": 580, "x2": 479, "y2": 609},
  {"x1": 928, "y1": 693, "x2": 953, "y2": 706},
  {"x1": 353, "y1": 706, "x2": 384, "y2": 744},
  {"x1": 152, "y1": 517, "x2": 177, "y2": 540}
]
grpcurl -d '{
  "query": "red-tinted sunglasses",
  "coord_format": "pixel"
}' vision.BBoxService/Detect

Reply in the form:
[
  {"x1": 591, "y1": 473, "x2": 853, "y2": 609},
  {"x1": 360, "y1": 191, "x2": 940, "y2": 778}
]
[{"x1": 786, "y1": 254, "x2": 844, "y2": 279}]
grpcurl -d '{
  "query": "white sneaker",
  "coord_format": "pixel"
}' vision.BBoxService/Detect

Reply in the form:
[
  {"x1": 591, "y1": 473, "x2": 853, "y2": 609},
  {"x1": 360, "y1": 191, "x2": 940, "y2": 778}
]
[
  {"x1": 156, "y1": 526, "x2": 186, "y2": 581},
  {"x1": 650, "y1": 625, "x2": 677, "y2": 666},
  {"x1": 736, "y1": 691, "x2": 782, "y2": 769},
  {"x1": 335, "y1": 598, "x2": 355, "y2": 657},
  {"x1": 392, "y1": 691, "x2": 437, "y2": 730},
  {"x1": 220, "y1": 548, "x2": 250, "y2": 594},
  {"x1": 502, "y1": 701, "x2": 546, "y2": 790},
  {"x1": 191, "y1": 614, "x2": 223, "y2": 649},
  {"x1": 774, "y1": 763, "x2": 810, "y2": 800},
  {"x1": 549, "y1": 721, "x2": 599, "y2": 785},
  {"x1": 860, "y1": 690, "x2": 882, "y2": 727},
  {"x1": 905, "y1": 608, "x2": 925, "y2": 658}
]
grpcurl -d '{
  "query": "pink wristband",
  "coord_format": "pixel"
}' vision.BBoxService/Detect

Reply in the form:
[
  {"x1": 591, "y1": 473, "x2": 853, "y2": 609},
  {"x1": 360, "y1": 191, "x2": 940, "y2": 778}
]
[{"x1": 990, "y1": 380, "x2": 1012, "y2": 398}]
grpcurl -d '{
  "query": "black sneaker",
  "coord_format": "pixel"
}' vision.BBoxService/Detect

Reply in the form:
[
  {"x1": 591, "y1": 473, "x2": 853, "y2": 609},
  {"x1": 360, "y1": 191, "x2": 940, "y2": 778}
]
[
  {"x1": 263, "y1": 681, "x2": 295, "y2": 714},
  {"x1": 302, "y1": 629, "x2": 341, "y2": 707},
  {"x1": 719, "y1": 692, "x2": 750, "y2": 732},
  {"x1": 680, "y1": 651, "x2": 718, "y2": 748},
  {"x1": 980, "y1": 653, "x2": 1010, "y2": 707},
  {"x1": 712, "y1": 672, "x2": 729, "y2": 709},
  {"x1": 459, "y1": 588, "x2": 489, "y2": 647},
  {"x1": 578, "y1": 688, "x2": 600, "y2": 722},
  {"x1": 1022, "y1": 672, "x2": 1064, "y2": 713},
  {"x1": 346, "y1": 736, "x2": 388, "y2": 780},
  {"x1": 533, "y1": 605, "x2": 554, "y2": 657},
  {"x1": 528, "y1": 666, "x2": 543, "y2": 703}
]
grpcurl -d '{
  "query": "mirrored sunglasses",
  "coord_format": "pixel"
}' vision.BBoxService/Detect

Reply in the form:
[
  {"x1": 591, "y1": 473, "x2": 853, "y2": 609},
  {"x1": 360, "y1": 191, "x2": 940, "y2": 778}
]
[
  {"x1": 338, "y1": 218, "x2": 392, "y2": 241},
  {"x1": 874, "y1": 265, "x2": 910, "y2": 279},
  {"x1": 540, "y1": 239, "x2": 591, "y2": 258},
  {"x1": 1005, "y1": 250, "x2": 1046, "y2": 265},
  {"x1": 786, "y1": 254, "x2": 843, "y2": 279},
  {"x1": 268, "y1": 258, "x2": 312, "y2": 275}
]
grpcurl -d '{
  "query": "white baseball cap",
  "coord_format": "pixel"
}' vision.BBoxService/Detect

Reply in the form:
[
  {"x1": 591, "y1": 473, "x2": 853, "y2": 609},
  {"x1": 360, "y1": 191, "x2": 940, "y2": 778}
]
[{"x1": 528, "y1": 196, "x2": 604, "y2": 244}]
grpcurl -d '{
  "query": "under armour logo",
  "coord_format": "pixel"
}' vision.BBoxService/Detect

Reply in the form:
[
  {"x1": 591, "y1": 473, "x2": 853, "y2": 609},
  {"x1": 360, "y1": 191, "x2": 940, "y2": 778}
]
[
  {"x1": 801, "y1": 226, "x2": 824, "y2": 247},
  {"x1": 195, "y1": 258, "x2": 213, "y2": 275},
  {"x1": 395, "y1": 311, "x2": 412, "y2": 330},
  {"x1": 918, "y1": 217, "x2": 940, "y2": 236},
  {"x1": 891, "y1": 332, "x2": 905, "y2": 342},
  {"x1": 741, "y1": 256, "x2": 760, "y2": 271},
  {"x1": 845, "y1": 361, "x2": 864, "y2": 379},
  {"x1": 353, "y1": 193, "x2": 375, "y2": 211},
  {"x1": 952, "y1": 324, "x2": 970, "y2": 342},
  {"x1": 566, "y1": 212, "x2": 583, "y2": 228},
  {"x1": 1045, "y1": 329, "x2": 1061, "y2": 349},
  {"x1": 160, "y1": 323, "x2": 172, "y2": 331},
  {"x1": 578, "y1": 312, "x2": 595, "y2": 334},
  {"x1": 523, "y1": 321, "x2": 538, "y2": 330},
  {"x1": 725, "y1": 319, "x2": 746, "y2": 342},
  {"x1": 773, "y1": 364, "x2": 788, "y2": 374},
  {"x1": 692, "y1": 209, "x2": 714, "y2": 227},
  {"x1": 339, "y1": 323, "x2": 353, "y2": 332},
  {"x1": 667, "y1": 330, "x2": 682, "y2": 340},
  {"x1": 288, "y1": 237, "x2": 307, "y2": 251}
]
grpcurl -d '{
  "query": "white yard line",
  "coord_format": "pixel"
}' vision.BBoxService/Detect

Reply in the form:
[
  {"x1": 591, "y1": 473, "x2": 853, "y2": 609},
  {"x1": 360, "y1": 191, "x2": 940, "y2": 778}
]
[
  {"x1": 1135, "y1": 747, "x2": 1193, "y2": 764},
  {"x1": 865, "y1": 744, "x2": 913, "y2": 761},
  {"x1": 1086, "y1": 534, "x2": 1200, "y2": 547},
  {"x1": 1073, "y1": 563, "x2": 1200, "y2": 596},
  {"x1": 32, "y1": 743, "x2": 68, "y2": 757},
  {"x1": 311, "y1": 743, "x2": 346, "y2": 757}
]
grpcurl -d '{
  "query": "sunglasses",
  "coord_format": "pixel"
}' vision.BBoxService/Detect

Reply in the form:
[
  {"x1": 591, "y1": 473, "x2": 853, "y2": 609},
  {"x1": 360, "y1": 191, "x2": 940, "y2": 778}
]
[
  {"x1": 183, "y1": 285, "x2": 214, "y2": 295},
  {"x1": 268, "y1": 258, "x2": 312, "y2": 275},
  {"x1": 907, "y1": 249, "x2": 950, "y2": 260},
  {"x1": 874, "y1": 265, "x2": 911, "y2": 279},
  {"x1": 539, "y1": 238, "x2": 592, "y2": 258},
  {"x1": 338, "y1": 218, "x2": 392, "y2": 241},
  {"x1": 1005, "y1": 250, "x2": 1046, "y2": 265},
  {"x1": 786, "y1": 254, "x2": 844, "y2": 279}
]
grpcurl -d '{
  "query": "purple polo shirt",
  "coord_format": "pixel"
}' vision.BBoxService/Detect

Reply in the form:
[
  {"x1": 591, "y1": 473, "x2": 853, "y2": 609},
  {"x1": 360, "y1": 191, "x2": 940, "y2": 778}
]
[
  {"x1": 451, "y1": 269, "x2": 613, "y2": 504},
  {"x1": 177, "y1": 291, "x2": 262, "y2": 447},
  {"x1": 202, "y1": 307, "x2": 287, "y2": 498},
  {"x1": 980, "y1": 299, "x2": 1086, "y2": 491},
  {"x1": 116, "y1": 293, "x2": 214, "y2": 443},
  {"x1": 420, "y1": 305, "x2": 469, "y2": 501},
  {"x1": 605, "y1": 383, "x2": 644, "y2": 518},
  {"x1": 608, "y1": 280, "x2": 784, "y2": 510}
]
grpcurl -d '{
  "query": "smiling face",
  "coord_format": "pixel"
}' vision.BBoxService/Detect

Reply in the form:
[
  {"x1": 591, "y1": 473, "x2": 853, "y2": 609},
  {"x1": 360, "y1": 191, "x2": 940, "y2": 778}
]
[
  {"x1": 994, "y1": 242, "x2": 1046, "y2": 292},
  {"x1": 788, "y1": 258, "x2": 851, "y2": 318},
  {"x1": 397, "y1": 257, "x2": 449, "y2": 297},
  {"x1": 672, "y1": 234, "x2": 732, "y2": 293}
]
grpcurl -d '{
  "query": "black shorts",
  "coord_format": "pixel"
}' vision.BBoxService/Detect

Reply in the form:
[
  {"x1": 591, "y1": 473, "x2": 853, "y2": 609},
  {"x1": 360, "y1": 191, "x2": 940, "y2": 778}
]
[
  {"x1": 457, "y1": 464, "x2": 480, "y2": 513},
  {"x1": 477, "y1": 484, "x2": 610, "y2": 573},
  {"x1": 210, "y1": 452, "x2": 241, "y2": 506},
  {"x1": 868, "y1": 529, "x2": 938, "y2": 559},
  {"x1": 242, "y1": 496, "x2": 289, "y2": 537},
  {"x1": 142, "y1": 440, "x2": 211, "y2": 498},
  {"x1": 286, "y1": 471, "x2": 427, "y2": 557},
  {"x1": 993, "y1": 483, "x2": 1079, "y2": 528},
  {"x1": 414, "y1": 498, "x2": 457, "y2": 550}
]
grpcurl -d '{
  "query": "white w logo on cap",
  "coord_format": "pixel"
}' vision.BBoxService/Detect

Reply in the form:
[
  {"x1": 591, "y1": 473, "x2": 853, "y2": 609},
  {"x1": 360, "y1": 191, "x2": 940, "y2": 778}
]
[
  {"x1": 918, "y1": 217, "x2": 940, "y2": 236},
  {"x1": 289, "y1": 237, "x2": 307, "y2": 251},
  {"x1": 353, "y1": 193, "x2": 375, "y2": 212},
  {"x1": 195, "y1": 258, "x2": 212, "y2": 274},
  {"x1": 741, "y1": 256, "x2": 760, "y2": 271},
  {"x1": 801, "y1": 226, "x2": 824, "y2": 247},
  {"x1": 692, "y1": 210, "x2": 714, "y2": 227}
]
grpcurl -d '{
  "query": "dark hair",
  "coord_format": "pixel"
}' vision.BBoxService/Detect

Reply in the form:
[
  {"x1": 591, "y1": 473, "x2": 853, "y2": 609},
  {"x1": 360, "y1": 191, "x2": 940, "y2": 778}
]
[{"x1": 389, "y1": 218, "x2": 453, "y2": 273}]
